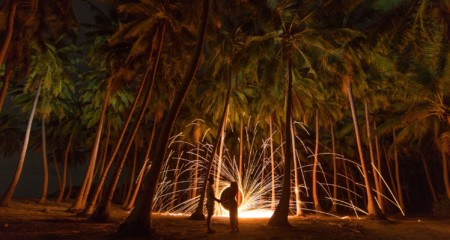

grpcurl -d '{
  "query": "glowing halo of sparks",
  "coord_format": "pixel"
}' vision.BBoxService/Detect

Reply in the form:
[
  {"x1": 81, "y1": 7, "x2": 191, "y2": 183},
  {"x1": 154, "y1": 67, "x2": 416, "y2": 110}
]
[{"x1": 219, "y1": 186, "x2": 244, "y2": 211}]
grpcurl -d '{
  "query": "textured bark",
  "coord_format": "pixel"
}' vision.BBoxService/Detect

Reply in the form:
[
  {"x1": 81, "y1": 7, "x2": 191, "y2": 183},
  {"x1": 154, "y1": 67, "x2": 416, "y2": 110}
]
[{"x1": 268, "y1": 59, "x2": 293, "y2": 227}]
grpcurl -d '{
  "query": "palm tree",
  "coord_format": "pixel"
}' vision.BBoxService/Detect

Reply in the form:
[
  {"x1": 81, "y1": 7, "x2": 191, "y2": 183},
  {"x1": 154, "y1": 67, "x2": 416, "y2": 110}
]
[{"x1": 118, "y1": 0, "x2": 210, "y2": 236}]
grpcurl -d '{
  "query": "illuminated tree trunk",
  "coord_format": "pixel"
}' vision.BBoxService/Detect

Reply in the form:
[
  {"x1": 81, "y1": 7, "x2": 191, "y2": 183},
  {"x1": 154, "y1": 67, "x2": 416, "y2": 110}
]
[
  {"x1": 123, "y1": 145, "x2": 138, "y2": 208},
  {"x1": 346, "y1": 78, "x2": 384, "y2": 219},
  {"x1": 0, "y1": 0, "x2": 17, "y2": 76},
  {"x1": 330, "y1": 122, "x2": 338, "y2": 214},
  {"x1": 269, "y1": 59, "x2": 293, "y2": 227},
  {"x1": 238, "y1": 117, "x2": 244, "y2": 205},
  {"x1": 312, "y1": 110, "x2": 323, "y2": 213},
  {"x1": 52, "y1": 146, "x2": 62, "y2": 195},
  {"x1": 374, "y1": 122, "x2": 385, "y2": 212},
  {"x1": 269, "y1": 115, "x2": 276, "y2": 210},
  {"x1": 124, "y1": 115, "x2": 158, "y2": 211},
  {"x1": 1, "y1": 84, "x2": 41, "y2": 206},
  {"x1": 214, "y1": 111, "x2": 227, "y2": 215},
  {"x1": 0, "y1": 65, "x2": 12, "y2": 113},
  {"x1": 69, "y1": 78, "x2": 111, "y2": 212},
  {"x1": 420, "y1": 153, "x2": 438, "y2": 203},
  {"x1": 364, "y1": 100, "x2": 383, "y2": 213},
  {"x1": 291, "y1": 128, "x2": 303, "y2": 216},
  {"x1": 119, "y1": 1, "x2": 210, "y2": 235},
  {"x1": 191, "y1": 62, "x2": 231, "y2": 220},
  {"x1": 57, "y1": 131, "x2": 74, "y2": 204},
  {"x1": 39, "y1": 120, "x2": 49, "y2": 204},
  {"x1": 192, "y1": 125, "x2": 201, "y2": 199},
  {"x1": 393, "y1": 130, "x2": 405, "y2": 212}
]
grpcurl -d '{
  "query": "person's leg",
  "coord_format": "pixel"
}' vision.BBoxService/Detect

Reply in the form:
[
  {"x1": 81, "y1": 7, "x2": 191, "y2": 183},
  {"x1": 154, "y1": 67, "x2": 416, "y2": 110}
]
[
  {"x1": 207, "y1": 207, "x2": 216, "y2": 233},
  {"x1": 230, "y1": 202, "x2": 239, "y2": 232}
]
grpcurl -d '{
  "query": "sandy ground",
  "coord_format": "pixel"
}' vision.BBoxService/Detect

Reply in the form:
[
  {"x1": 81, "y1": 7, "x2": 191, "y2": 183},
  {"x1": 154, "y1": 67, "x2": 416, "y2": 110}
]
[{"x1": 0, "y1": 199, "x2": 449, "y2": 240}]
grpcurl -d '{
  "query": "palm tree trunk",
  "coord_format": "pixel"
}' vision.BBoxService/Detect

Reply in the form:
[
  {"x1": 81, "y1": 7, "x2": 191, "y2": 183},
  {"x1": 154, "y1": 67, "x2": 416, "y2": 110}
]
[
  {"x1": 312, "y1": 110, "x2": 323, "y2": 213},
  {"x1": 123, "y1": 145, "x2": 138, "y2": 208},
  {"x1": 392, "y1": 131, "x2": 405, "y2": 212},
  {"x1": 419, "y1": 153, "x2": 438, "y2": 203},
  {"x1": 269, "y1": 115, "x2": 276, "y2": 210},
  {"x1": 0, "y1": 65, "x2": 12, "y2": 113},
  {"x1": 214, "y1": 113, "x2": 227, "y2": 216},
  {"x1": 124, "y1": 113, "x2": 159, "y2": 211},
  {"x1": 442, "y1": 148, "x2": 450, "y2": 199},
  {"x1": 57, "y1": 131, "x2": 73, "y2": 204},
  {"x1": 291, "y1": 128, "x2": 303, "y2": 216},
  {"x1": 51, "y1": 146, "x2": 62, "y2": 196},
  {"x1": 69, "y1": 78, "x2": 111, "y2": 212},
  {"x1": 119, "y1": 1, "x2": 210, "y2": 235},
  {"x1": 190, "y1": 58, "x2": 231, "y2": 221},
  {"x1": 64, "y1": 165, "x2": 72, "y2": 201},
  {"x1": 364, "y1": 100, "x2": 383, "y2": 213},
  {"x1": 330, "y1": 122, "x2": 338, "y2": 214},
  {"x1": 1, "y1": 84, "x2": 41, "y2": 206},
  {"x1": 374, "y1": 122, "x2": 385, "y2": 212},
  {"x1": 346, "y1": 80, "x2": 384, "y2": 219},
  {"x1": 268, "y1": 59, "x2": 293, "y2": 227},
  {"x1": 0, "y1": 0, "x2": 17, "y2": 69},
  {"x1": 39, "y1": 120, "x2": 49, "y2": 204}
]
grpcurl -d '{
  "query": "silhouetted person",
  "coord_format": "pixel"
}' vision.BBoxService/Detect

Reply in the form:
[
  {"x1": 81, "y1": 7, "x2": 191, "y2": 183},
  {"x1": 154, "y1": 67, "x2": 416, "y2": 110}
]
[
  {"x1": 206, "y1": 176, "x2": 220, "y2": 234},
  {"x1": 224, "y1": 181, "x2": 239, "y2": 232}
]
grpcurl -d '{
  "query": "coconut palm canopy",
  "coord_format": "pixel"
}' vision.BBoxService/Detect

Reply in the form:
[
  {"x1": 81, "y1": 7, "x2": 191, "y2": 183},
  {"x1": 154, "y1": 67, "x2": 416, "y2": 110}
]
[{"x1": 0, "y1": 0, "x2": 449, "y2": 237}]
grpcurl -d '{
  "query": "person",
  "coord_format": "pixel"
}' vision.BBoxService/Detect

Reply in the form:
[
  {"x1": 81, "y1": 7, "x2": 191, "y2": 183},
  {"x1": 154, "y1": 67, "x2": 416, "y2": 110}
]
[
  {"x1": 206, "y1": 176, "x2": 220, "y2": 234},
  {"x1": 226, "y1": 181, "x2": 239, "y2": 233}
]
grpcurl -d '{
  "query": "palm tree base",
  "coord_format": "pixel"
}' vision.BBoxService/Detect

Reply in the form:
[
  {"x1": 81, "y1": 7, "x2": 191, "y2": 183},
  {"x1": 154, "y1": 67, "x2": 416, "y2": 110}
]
[
  {"x1": 89, "y1": 204, "x2": 111, "y2": 222},
  {"x1": 118, "y1": 221, "x2": 157, "y2": 238},
  {"x1": 189, "y1": 211, "x2": 205, "y2": 220}
]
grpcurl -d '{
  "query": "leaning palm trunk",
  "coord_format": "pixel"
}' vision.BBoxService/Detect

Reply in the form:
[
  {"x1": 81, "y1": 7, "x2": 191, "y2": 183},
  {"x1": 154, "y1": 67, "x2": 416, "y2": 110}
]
[
  {"x1": 123, "y1": 146, "x2": 138, "y2": 208},
  {"x1": 374, "y1": 122, "x2": 385, "y2": 212},
  {"x1": 124, "y1": 113, "x2": 159, "y2": 211},
  {"x1": 330, "y1": 122, "x2": 338, "y2": 213},
  {"x1": 393, "y1": 131, "x2": 405, "y2": 212},
  {"x1": 57, "y1": 130, "x2": 74, "y2": 204},
  {"x1": 1, "y1": 84, "x2": 41, "y2": 206},
  {"x1": 268, "y1": 59, "x2": 293, "y2": 227},
  {"x1": 69, "y1": 78, "x2": 111, "y2": 212},
  {"x1": 0, "y1": 0, "x2": 17, "y2": 70},
  {"x1": 39, "y1": 120, "x2": 49, "y2": 204},
  {"x1": 312, "y1": 111, "x2": 323, "y2": 213},
  {"x1": 118, "y1": 1, "x2": 210, "y2": 235},
  {"x1": 0, "y1": 65, "x2": 12, "y2": 113},
  {"x1": 190, "y1": 62, "x2": 232, "y2": 221},
  {"x1": 346, "y1": 78, "x2": 384, "y2": 219},
  {"x1": 269, "y1": 115, "x2": 276, "y2": 210},
  {"x1": 364, "y1": 100, "x2": 383, "y2": 213}
]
